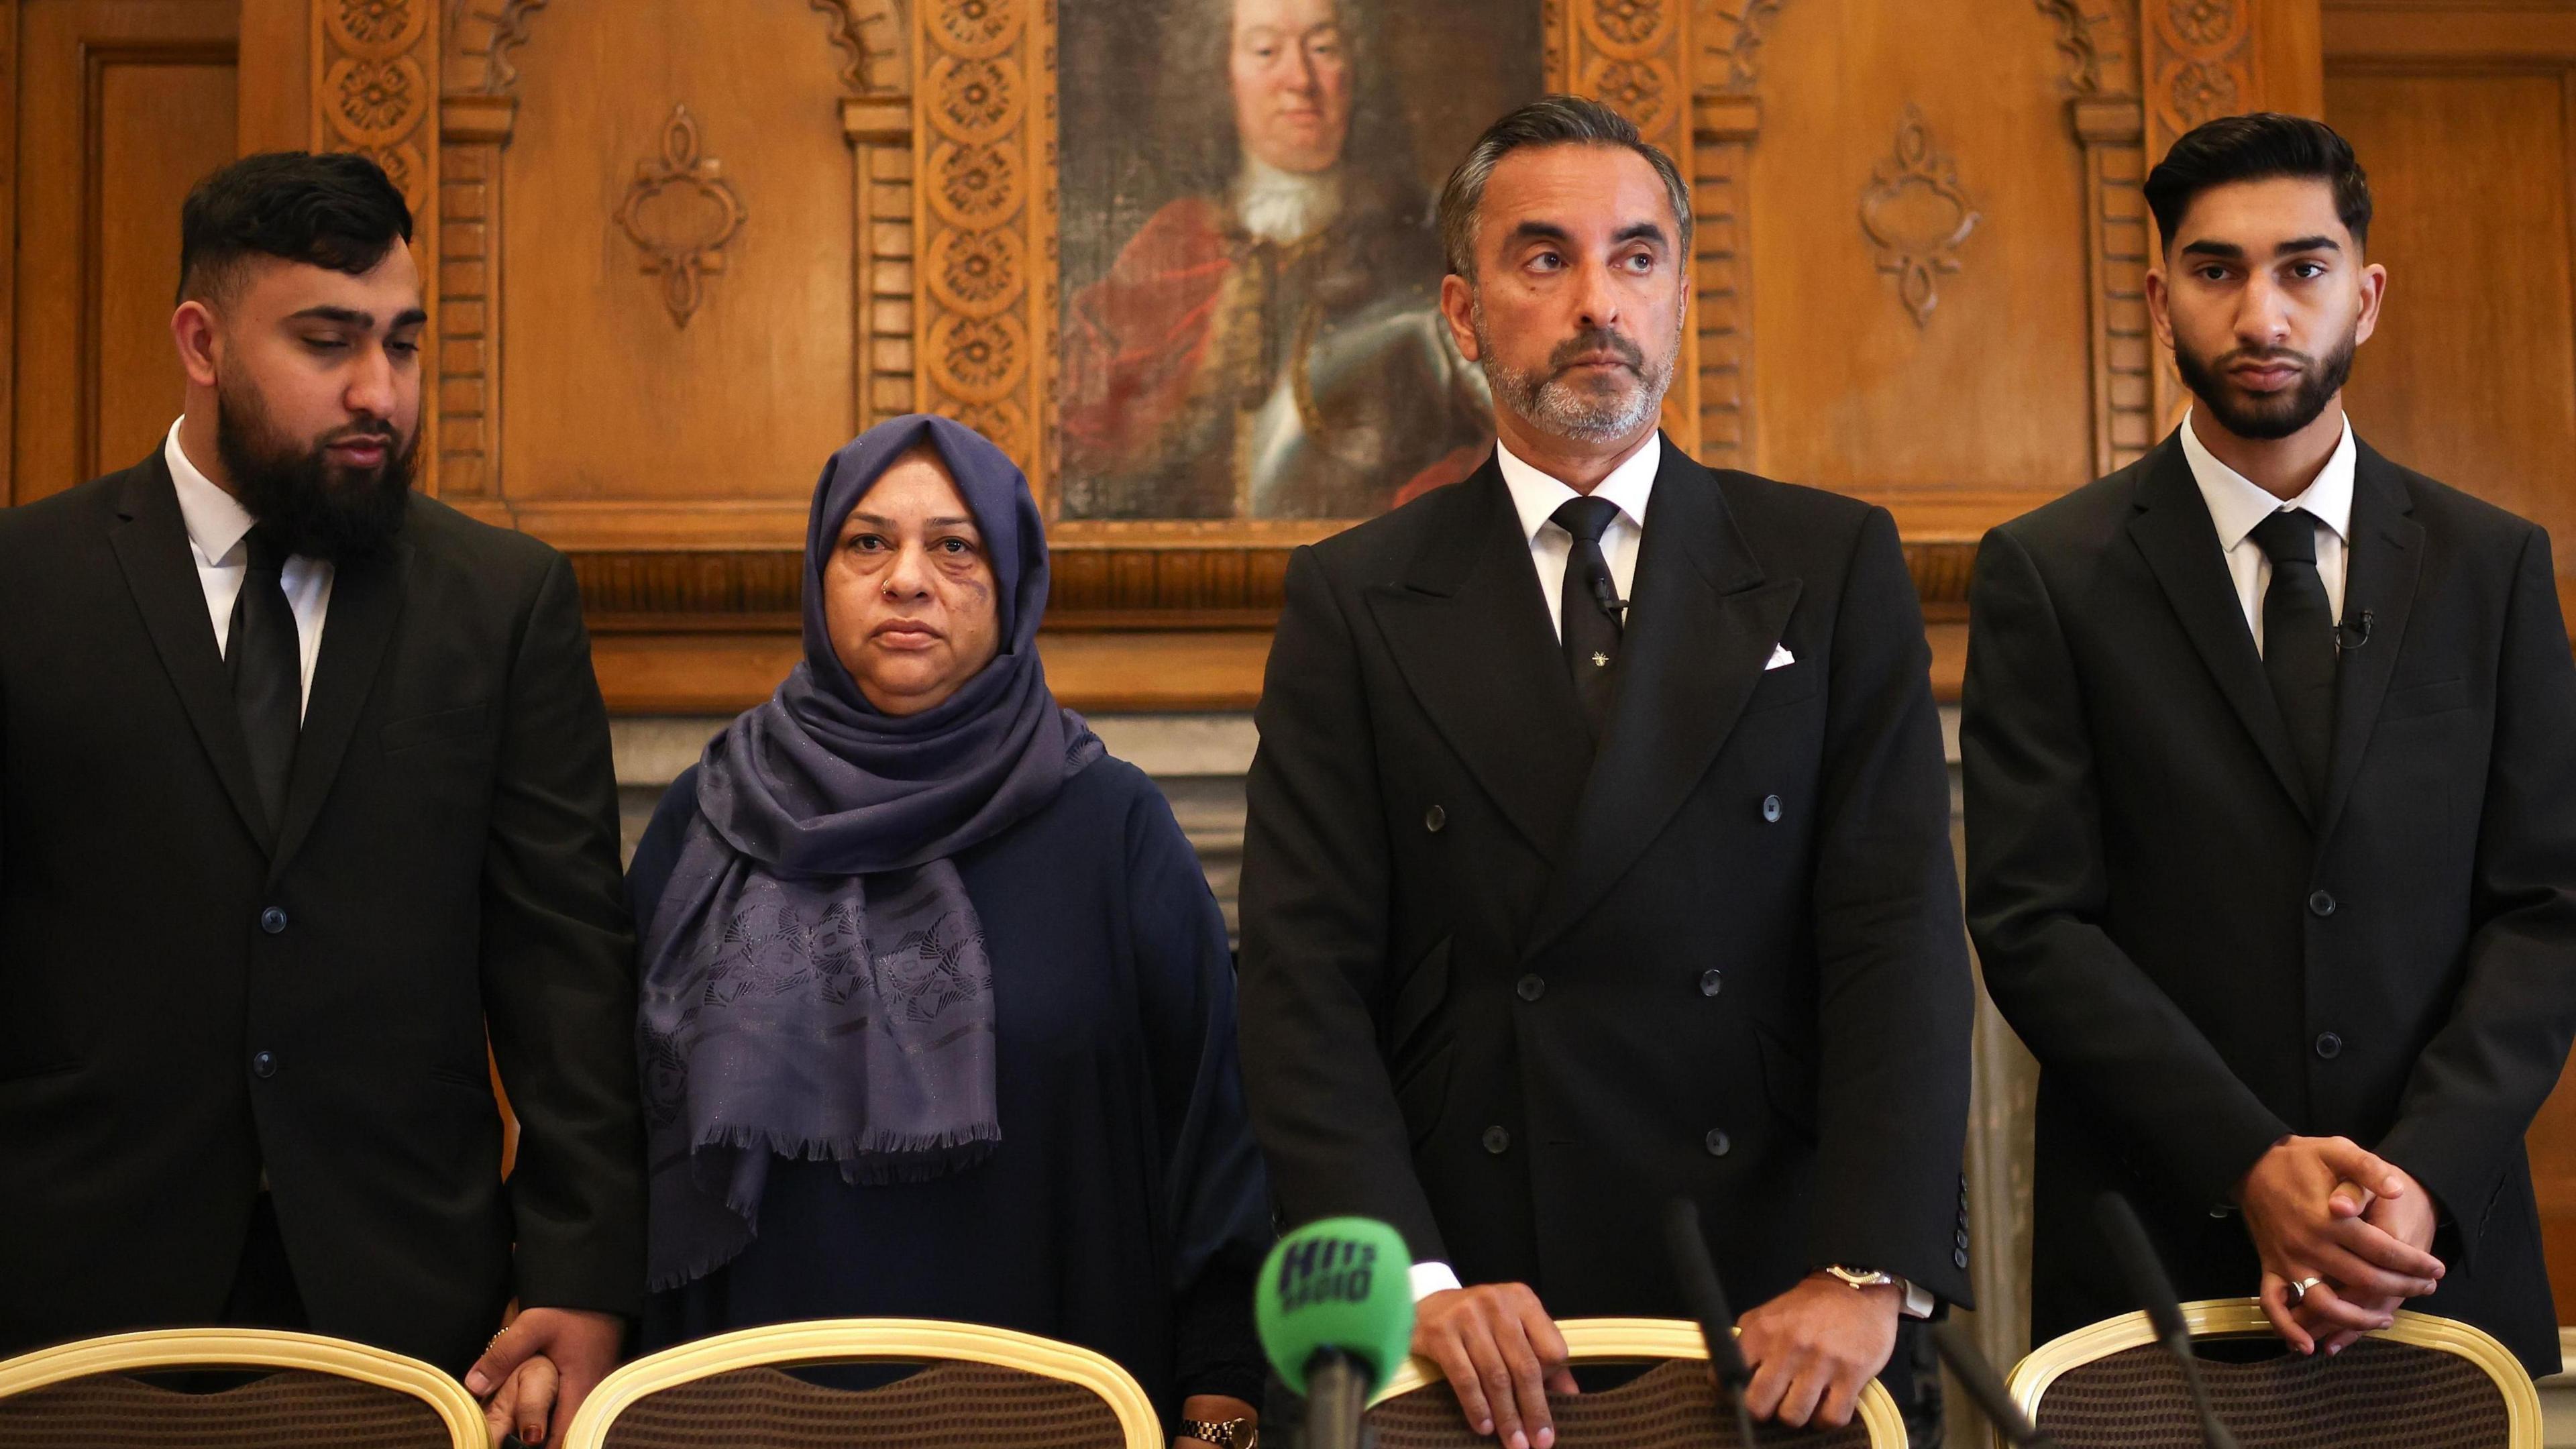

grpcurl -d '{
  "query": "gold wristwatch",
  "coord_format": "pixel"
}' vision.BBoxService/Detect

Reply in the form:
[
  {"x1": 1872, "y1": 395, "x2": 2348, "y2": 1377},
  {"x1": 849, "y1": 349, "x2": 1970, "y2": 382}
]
[
  {"x1": 1181, "y1": 1417, "x2": 1258, "y2": 1449},
  {"x1": 1821, "y1": 1265, "x2": 1898, "y2": 1291}
]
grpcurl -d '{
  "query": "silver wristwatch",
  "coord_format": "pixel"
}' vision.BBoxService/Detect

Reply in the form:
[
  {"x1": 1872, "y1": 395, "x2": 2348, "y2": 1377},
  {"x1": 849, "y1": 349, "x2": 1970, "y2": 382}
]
[{"x1": 1821, "y1": 1264, "x2": 1898, "y2": 1291}]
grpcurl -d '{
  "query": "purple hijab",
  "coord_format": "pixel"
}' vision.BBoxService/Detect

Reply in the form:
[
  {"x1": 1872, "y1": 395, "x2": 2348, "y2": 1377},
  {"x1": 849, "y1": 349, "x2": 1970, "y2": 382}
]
[{"x1": 638, "y1": 415, "x2": 1101, "y2": 1290}]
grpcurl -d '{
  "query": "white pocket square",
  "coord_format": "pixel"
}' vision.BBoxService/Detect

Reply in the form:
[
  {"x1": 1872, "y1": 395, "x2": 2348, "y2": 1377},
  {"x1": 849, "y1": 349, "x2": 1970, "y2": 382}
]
[{"x1": 1765, "y1": 644, "x2": 1796, "y2": 671}]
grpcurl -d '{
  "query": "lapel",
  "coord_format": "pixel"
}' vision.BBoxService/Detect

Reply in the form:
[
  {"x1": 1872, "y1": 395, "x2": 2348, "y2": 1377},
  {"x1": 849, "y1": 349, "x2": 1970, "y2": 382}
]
[
  {"x1": 107, "y1": 456, "x2": 272, "y2": 849},
  {"x1": 2315, "y1": 439, "x2": 2424, "y2": 843},
  {"x1": 1519, "y1": 443, "x2": 1800, "y2": 961},
  {"x1": 2124, "y1": 435, "x2": 2314, "y2": 824},
  {"x1": 1366, "y1": 459, "x2": 1595, "y2": 861},
  {"x1": 268, "y1": 536, "x2": 407, "y2": 879}
]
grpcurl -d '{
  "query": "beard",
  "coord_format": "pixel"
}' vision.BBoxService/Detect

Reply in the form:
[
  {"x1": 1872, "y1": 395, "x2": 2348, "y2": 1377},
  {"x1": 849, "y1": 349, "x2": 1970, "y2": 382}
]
[
  {"x1": 1472, "y1": 299, "x2": 1680, "y2": 445},
  {"x1": 213, "y1": 368, "x2": 417, "y2": 564},
  {"x1": 2172, "y1": 325, "x2": 2357, "y2": 442}
]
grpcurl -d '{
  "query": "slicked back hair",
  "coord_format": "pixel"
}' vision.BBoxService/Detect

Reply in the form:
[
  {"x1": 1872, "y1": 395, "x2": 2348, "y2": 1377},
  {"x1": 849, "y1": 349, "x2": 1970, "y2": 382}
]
[
  {"x1": 177, "y1": 151, "x2": 414, "y2": 307},
  {"x1": 1437, "y1": 95, "x2": 1692, "y2": 281},
  {"x1": 2144, "y1": 112, "x2": 2371, "y2": 253}
]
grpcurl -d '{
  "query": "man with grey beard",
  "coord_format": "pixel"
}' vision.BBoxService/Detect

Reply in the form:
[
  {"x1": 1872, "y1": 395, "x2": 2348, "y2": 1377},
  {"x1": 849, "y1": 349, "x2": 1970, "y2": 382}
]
[{"x1": 1238, "y1": 96, "x2": 1974, "y2": 1446}]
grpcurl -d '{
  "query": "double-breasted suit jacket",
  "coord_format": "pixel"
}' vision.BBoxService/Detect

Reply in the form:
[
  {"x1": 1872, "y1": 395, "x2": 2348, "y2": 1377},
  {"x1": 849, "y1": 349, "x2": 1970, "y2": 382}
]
[{"x1": 1240, "y1": 441, "x2": 1976, "y2": 1318}]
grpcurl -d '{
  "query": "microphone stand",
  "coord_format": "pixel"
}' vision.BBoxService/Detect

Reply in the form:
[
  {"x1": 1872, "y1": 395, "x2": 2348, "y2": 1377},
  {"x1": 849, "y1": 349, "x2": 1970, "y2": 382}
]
[{"x1": 1301, "y1": 1346, "x2": 1373, "y2": 1449}]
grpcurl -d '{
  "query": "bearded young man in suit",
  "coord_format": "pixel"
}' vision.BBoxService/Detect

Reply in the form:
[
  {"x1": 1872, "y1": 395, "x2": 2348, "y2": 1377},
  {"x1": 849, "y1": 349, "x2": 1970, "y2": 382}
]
[
  {"x1": 1237, "y1": 96, "x2": 1974, "y2": 1447},
  {"x1": 1965, "y1": 113, "x2": 2576, "y2": 1377},
  {"x1": 0, "y1": 152, "x2": 641, "y2": 1441}
]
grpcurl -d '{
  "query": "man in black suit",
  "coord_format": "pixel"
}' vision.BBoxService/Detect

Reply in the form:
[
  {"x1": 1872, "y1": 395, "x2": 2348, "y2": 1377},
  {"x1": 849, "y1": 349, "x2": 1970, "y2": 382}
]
[
  {"x1": 0, "y1": 153, "x2": 641, "y2": 1438},
  {"x1": 1238, "y1": 97, "x2": 1974, "y2": 1446},
  {"x1": 1965, "y1": 113, "x2": 2576, "y2": 1375}
]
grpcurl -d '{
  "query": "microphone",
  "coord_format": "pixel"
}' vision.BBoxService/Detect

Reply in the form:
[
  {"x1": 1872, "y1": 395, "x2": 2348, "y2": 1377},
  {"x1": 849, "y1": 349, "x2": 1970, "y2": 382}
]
[
  {"x1": 2096, "y1": 1193, "x2": 2239, "y2": 1449},
  {"x1": 1255, "y1": 1216, "x2": 1417, "y2": 1449},
  {"x1": 1661, "y1": 1198, "x2": 1759, "y2": 1449},
  {"x1": 1928, "y1": 1319, "x2": 2055, "y2": 1448},
  {"x1": 1587, "y1": 569, "x2": 1627, "y2": 625},
  {"x1": 2337, "y1": 607, "x2": 2375, "y2": 652}
]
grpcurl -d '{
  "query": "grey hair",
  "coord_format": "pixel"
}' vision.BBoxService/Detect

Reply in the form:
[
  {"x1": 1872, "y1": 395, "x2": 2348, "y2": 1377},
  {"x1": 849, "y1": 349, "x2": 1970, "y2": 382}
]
[{"x1": 1436, "y1": 95, "x2": 1693, "y2": 280}]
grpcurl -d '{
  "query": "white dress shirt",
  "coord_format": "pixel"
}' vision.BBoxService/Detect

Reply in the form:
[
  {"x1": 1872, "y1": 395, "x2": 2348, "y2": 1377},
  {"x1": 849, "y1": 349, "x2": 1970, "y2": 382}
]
[
  {"x1": 164, "y1": 419, "x2": 333, "y2": 717},
  {"x1": 1411, "y1": 430, "x2": 1930, "y2": 1318},
  {"x1": 1495, "y1": 433, "x2": 1659, "y2": 640},
  {"x1": 2178, "y1": 409, "x2": 2355, "y2": 656}
]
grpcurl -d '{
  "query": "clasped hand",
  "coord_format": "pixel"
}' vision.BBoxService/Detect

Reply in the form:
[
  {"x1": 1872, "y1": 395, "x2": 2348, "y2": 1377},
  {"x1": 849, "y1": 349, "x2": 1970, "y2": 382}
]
[{"x1": 2237, "y1": 1134, "x2": 2444, "y2": 1356}]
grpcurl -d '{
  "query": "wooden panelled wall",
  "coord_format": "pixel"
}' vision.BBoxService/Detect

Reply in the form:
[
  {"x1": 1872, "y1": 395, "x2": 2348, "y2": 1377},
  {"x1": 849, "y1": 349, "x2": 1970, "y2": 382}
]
[{"x1": 9, "y1": 0, "x2": 2576, "y2": 1314}]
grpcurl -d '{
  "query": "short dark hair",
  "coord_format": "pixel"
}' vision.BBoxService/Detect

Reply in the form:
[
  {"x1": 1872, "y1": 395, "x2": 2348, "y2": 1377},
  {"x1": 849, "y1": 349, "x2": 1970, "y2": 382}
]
[
  {"x1": 2143, "y1": 112, "x2": 2371, "y2": 253},
  {"x1": 1437, "y1": 95, "x2": 1693, "y2": 280},
  {"x1": 177, "y1": 151, "x2": 414, "y2": 306}
]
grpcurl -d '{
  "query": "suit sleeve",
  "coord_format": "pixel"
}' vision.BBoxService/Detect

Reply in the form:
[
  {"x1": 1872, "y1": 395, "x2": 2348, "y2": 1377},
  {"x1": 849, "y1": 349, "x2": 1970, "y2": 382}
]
[
  {"x1": 1963, "y1": 526, "x2": 2291, "y2": 1207},
  {"x1": 2375, "y1": 527, "x2": 2576, "y2": 1265},
  {"x1": 480, "y1": 551, "x2": 645, "y2": 1316},
  {"x1": 1803, "y1": 506, "x2": 1976, "y2": 1303},
  {"x1": 1236, "y1": 546, "x2": 1444, "y2": 1261}
]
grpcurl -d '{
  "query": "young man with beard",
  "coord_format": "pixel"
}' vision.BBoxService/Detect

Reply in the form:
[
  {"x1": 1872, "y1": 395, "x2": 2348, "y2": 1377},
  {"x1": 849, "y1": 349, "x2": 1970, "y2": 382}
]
[
  {"x1": 1964, "y1": 113, "x2": 2576, "y2": 1377},
  {"x1": 0, "y1": 152, "x2": 641, "y2": 1441},
  {"x1": 1239, "y1": 97, "x2": 1973, "y2": 1446}
]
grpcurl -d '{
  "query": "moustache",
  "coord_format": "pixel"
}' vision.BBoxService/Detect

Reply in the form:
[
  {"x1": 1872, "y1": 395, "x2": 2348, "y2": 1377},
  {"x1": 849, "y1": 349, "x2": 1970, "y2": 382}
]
[{"x1": 1549, "y1": 329, "x2": 1645, "y2": 374}]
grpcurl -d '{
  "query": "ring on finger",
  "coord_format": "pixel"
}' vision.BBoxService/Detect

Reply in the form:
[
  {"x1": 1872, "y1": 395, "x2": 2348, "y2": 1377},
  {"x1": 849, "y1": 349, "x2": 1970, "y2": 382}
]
[{"x1": 2286, "y1": 1276, "x2": 2325, "y2": 1308}]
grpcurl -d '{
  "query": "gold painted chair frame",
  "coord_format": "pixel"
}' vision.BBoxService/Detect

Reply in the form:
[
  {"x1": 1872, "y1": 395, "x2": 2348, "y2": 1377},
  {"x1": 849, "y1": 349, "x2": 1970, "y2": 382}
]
[
  {"x1": 559, "y1": 1316, "x2": 1164, "y2": 1449},
  {"x1": 2006, "y1": 1295, "x2": 2542, "y2": 1448},
  {"x1": 1370, "y1": 1315, "x2": 1908, "y2": 1448},
  {"x1": 0, "y1": 1326, "x2": 488, "y2": 1449}
]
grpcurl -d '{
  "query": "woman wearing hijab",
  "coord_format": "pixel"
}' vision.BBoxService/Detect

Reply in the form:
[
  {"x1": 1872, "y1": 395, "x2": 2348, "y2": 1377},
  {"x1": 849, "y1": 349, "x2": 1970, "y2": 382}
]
[{"x1": 625, "y1": 416, "x2": 1269, "y2": 1448}]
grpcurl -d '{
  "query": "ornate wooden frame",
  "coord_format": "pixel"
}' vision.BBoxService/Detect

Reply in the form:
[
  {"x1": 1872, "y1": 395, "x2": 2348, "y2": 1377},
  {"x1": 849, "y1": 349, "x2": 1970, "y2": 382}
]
[{"x1": 287, "y1": 0, "x2": 2265, "y2": 704}]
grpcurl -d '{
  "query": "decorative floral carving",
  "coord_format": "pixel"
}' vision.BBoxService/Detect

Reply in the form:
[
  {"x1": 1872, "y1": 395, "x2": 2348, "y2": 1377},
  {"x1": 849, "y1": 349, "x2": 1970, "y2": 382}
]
[
  {"x1": 2035, "y1": 0, "x2": 2135, "y2": 96},
  {"x1": 327, "y1": 0, "x2": 426, "y2": 58},
  {"x1": 926, "y1": 227, "x2": 1025, "y2": 319},
  {"x1": 326, "y1": 56, "x2": 427, "y2": 146},
  {"x1": 1859, "y1": 107, "x2": 1982, "y2": 327},
  {"x1": 1697, "y1": 0, "x2": 1786, "y2": 94},
  {"x1": 916, "y1": 0, "x2": 1041, "y2": 468},
  {"x1": 932, "y1": 55, "x2": 1019, "y2": 142},
  {"x1": 928, "y1": 140, "x2": 1022, "y2": 231},
  {"x1": 2161, "y1": 58, "x2": 2243, "y2": 127},
  {"x1": 2165, "y1": 0, "x2": 2244, "y2": 50},
  {"x1": 1581, "y1": 57, "x2": 1675, "y2": 133},
  {"x1": 615, "y1": 106, "x2": 749, "y2": 327}
]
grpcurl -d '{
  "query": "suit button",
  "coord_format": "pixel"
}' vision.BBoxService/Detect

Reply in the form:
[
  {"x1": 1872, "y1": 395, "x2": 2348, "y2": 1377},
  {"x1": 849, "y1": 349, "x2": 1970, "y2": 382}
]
[
  {"x1": 1699, "y1": 969, "x2": 1723, "y2": 998},
  {"x1": 259, "y1": 906, "x2": 288, "y2": 934},
  {"x1": 1483, "y1": 1126, "x2": 1511, "y2": 1155},
  {"x1": 2315, "y1": 1032, "x2": 2343, "y2": 1060},
  {"x1": 2308, "y1": 890, "x2": 2337, "y2": 918},
  {"x1": 251, "y1": 1051, "x2": 277, "y2": 1079},
  {"x1": 1424, "y1": 805, "x2": 1446, "y2": 833},
  {"x1": 1762, "y1": 794, "x2": 1782, "y2": 824},
  {"x1": 1705, "y1": 1129, "x2": 1731, "y2": 1157},
  {"x1": 1516, "y1": 974, "x2": 1546, "y2": 1002},
  {"x1": 1955, "y1": 1248, "x2": 1970, "y2": 1269}
]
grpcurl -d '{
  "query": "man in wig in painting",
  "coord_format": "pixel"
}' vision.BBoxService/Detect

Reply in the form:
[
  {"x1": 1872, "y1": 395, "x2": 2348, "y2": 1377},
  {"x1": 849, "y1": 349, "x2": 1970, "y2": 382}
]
[{"x1": 1062, "y1": 0, "x2": 1494, "y2": 519}]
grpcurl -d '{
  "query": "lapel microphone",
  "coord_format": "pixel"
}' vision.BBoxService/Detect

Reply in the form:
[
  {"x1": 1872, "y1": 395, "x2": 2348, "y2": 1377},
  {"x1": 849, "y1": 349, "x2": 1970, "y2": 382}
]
[
  {"x1": 2337, "y1": 608, "x2": 2374, "y2": 653},
  {"x1": 1587, "y1": 571, "x2": 1628, "y2": 625}
]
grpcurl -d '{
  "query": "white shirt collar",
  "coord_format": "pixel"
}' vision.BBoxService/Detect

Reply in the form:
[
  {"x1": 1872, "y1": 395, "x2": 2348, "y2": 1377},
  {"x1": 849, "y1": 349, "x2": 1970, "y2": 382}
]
[
  {"x1": 1496, "y1": 433, "x2": 1662, "y2": 544},
  {"x1": 2179, "y1": 407, "x2": 2357, "y2": 552},
  {"x1": 1233, "y1": 156, "x2": 1342, "y2": 245},
  {"x1": 164, "y1": 417, "x2": 257, "y2": 568}
]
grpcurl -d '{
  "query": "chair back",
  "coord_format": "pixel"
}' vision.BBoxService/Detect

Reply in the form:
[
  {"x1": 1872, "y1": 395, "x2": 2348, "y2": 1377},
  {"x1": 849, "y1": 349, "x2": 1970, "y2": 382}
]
[
  {"x1": 2008, "y1": 1297, "x2": 2539, "y2": 1448},
  {"x1": 560, "y1": 1318, "x2": 1163, "y2": 1449},
  {"x1": 0, "y1": 1327, "x2": 484, "y2": 1449},
  {"x1": 1364, "y1": 1317, "x2": 1907, "y2": 1448}
]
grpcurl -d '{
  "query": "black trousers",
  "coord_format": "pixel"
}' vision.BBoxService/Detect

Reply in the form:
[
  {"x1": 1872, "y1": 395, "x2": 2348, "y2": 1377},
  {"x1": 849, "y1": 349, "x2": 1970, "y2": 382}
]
[{"x1": 219, "y1": 1193, "x2": 307, "y2": 1331}]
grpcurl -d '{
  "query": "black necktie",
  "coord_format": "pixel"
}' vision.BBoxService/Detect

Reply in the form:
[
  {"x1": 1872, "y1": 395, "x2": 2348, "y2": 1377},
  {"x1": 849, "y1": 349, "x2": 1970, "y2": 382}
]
[
  {"x1": 228, "y1": 525, "x2": 302, "y2": 837},
  {"x1": 1552, "y1": 496, "x2": 1624, "y2": 739},
  {"x1": 2249, "y1": 508, "x2": 2334, "y2": 810}
]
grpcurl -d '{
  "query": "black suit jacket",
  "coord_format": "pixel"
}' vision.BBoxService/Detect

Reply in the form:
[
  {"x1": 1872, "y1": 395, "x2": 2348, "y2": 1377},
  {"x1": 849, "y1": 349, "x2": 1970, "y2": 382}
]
[
  {"x1": 1238, "y1": 443, "x2": 1975, "y2": 1317},
  {"x1": 1964, "y1": 432, "x2": 2576, "y2": 1375},
  {"x1": 0, "y1": 454, "x2": 643, "y2": 1374}
]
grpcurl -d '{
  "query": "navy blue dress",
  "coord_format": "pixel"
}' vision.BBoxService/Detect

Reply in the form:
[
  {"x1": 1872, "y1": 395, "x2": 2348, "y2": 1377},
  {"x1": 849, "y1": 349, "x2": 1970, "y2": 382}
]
[{"x1": 629, "y1": 754, "x2": 1272, "y2": 1418}]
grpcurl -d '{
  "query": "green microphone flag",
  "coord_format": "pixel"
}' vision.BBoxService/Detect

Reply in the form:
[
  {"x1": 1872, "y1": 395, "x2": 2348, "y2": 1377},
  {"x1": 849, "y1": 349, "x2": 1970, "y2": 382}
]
[{"x1": 1254, "y1": 1216, "x2": 1416, "y2": 1396}]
